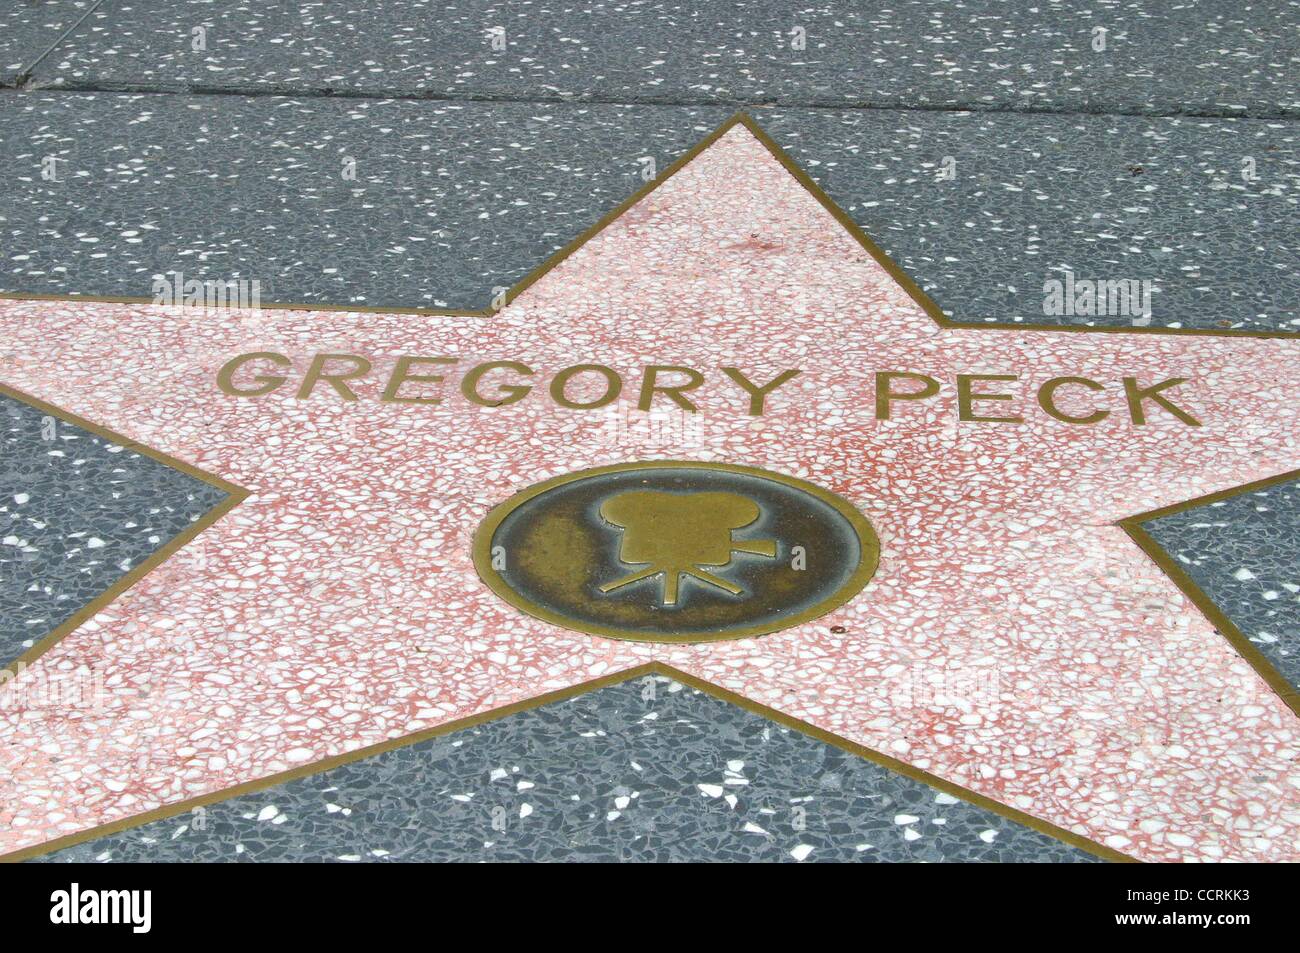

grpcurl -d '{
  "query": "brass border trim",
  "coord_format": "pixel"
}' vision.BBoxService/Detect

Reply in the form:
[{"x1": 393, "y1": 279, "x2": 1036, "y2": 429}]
[
  {"x1": 0, "y1": 381, "x2": 251, "y2": 676},
  {"x1": 471, "y1": 459, "x2": 882, "y2": 644},
  {"x1": 1118, "y1": 468, "x2": 1300, "y2": 719},
  {"x1": 2, "y1": 112, "x2": 1296, "y2": 340},
  {"x1": 0, "y1": 661, "x2": 1132, "y2": 863}
]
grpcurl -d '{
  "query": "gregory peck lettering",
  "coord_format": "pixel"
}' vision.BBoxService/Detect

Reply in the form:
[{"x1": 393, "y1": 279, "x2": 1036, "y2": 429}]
[{"x1": 217, "y1": 352, "x2": 1204, "y2": 427}]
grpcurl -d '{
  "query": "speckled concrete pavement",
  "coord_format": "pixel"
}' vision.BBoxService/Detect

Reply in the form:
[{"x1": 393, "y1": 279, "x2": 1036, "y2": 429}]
[
  {"x1": 20, "y1": 0, "x2": 1300, "y2": 116},
  {"x1": 34, "y1": 675, "x2": 1103, "y2": 863},
  {"x1": 0, "y1": 391, "x2": 228, "y2": 667},
  {"x1": 2, "y1": 95, "x2": 1296, "y2": 332}
]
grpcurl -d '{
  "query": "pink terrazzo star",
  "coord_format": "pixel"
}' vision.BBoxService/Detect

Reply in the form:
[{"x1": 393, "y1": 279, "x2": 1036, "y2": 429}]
[{"x1": 1, "y1": 117, "x2": 1298, "y2": 862}]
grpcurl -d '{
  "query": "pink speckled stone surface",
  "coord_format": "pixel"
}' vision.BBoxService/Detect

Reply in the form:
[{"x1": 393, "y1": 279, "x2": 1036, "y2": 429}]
[{"x1": 1, "y1": 125, "x2": 1298, "y2": 861}]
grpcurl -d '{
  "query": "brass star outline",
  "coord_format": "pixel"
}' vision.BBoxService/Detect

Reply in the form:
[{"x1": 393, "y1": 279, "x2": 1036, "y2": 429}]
[{"x1": 1, "y1": 113, "x2": 1296, "y2": 864}]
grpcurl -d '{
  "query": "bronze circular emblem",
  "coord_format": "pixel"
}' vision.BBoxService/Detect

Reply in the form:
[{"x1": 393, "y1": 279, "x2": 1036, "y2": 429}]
[{"x1": 473, "y1": 461, "x2": 879, "y2": 643}]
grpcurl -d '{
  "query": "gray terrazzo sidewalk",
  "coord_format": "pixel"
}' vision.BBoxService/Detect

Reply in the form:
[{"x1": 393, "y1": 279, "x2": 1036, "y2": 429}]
[{"x1": 33, "y1": 674, "x2": 1105, "y2": 862}]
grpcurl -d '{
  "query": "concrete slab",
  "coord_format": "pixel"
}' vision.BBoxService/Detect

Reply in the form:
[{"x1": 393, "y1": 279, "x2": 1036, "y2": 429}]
[
  {"x1": 0, "y1": 387, "x2": 230, "y2": 671},
  {"x1": 0, "y1": 93, "x2": 729, "y2": 309},
  {"x1": 27, "y1": 0, "x2": 1300, "y2": 116},
  {"x1": 29, "y1": 673, "x2": 1104, "y2": 862},
  {"x1": 0, "y1": 0, "x2": 108, "y2": 85},
  {"x1": 1143, "y1": 473, "x2": 1300, "y2": 701},
  {"x1": 763, "y1": 106, "x2": 1300, "y2": 335},
  {"x1": 1, "y1": 122, "x2": 1296, "y2": 861}
]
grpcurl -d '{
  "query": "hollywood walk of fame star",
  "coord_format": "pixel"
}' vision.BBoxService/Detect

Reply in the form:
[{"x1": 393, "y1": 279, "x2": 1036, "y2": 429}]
[{"x1": 0, "y1": 115, "x2": 1297, "y2": 862}]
